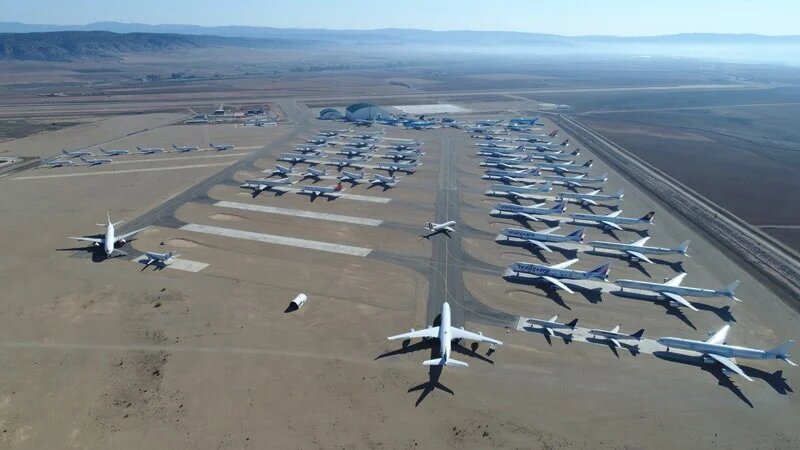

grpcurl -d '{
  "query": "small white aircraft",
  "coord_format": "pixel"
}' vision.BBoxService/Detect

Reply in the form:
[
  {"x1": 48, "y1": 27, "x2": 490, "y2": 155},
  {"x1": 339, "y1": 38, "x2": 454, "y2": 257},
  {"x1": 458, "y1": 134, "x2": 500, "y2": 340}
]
[
  {"x1": 338, "y1": 170, "x2": 365, "y2": 184},
  {"x1": 526, "y1": 315, "x2": 579, "y2": 337},
  {"x1": 267, "y1": 165, "x2": 294, "y2": 177},
  {"x1": 242, "y1": 178, "x2": 292, "y2": 194},
  {"x1": 136, "y1": 146, "x2": 164, "y2": 154},
  {"x1": 69, "y1": 213, "x2": 148, "y2": 258},
  {"x1": 589, "y1": 325, "x2": 645, "y2": 348},
  {"x1": 490, "y1": 201, "x2": 567, "y2": 222},
  {"x1": 80, "y1": 156, "x2": 112, "y2": 166},
  {"x1": 616, "y1": 273, "x2": 740, "y2": 312},
  {"x1": 369, "y1": 174, "x2": 399, "y2": 189},
  {"x1": 425, "y1": 220, "x2": 456, "y2": 234},
  {"x1": 100, "y1": 147, "x2": 129, "y2": 156},
  {"x1": 657, "y1": 325, "x2": 796, "y2": 381},
  {"x1": 210, "y1": 143, "x2": 235, "y2": 151},
  {"x1": 543, "y1": 173, "x2": 608, "y2": 189},
  {"x1": 297, "y1": 182, "x2": 344, "y2": 199},
  {"x1": 558, "y1": 189, "x2": 624, "y2": 206},
  {"x1": 142, "y1": 250, "x2": 180, "y2": 268},
  {"x1": 376, "y1": 162, "x2": 419, "y2": 174},
  {"x1": 570, "y1": 210, "x2": 655, "y2": 231},
  {"x1": 172, "y1": 144, "x2": 199, "y2": 152},
  {"x1": 506, "y1": 259, "x2": 611, "y2": 293},
  {"x1": 300, "y1": 167, "x2": 327, "y2": 180},
  {"x1": 42, "y1": 159, "x2": 76, "y2": 167},
  {"x1": 387, "y1": 302, "x2": 502, "y2": 368},
  {"x1": 62, "y1": 149, "x2": 93, "y2": 158}
]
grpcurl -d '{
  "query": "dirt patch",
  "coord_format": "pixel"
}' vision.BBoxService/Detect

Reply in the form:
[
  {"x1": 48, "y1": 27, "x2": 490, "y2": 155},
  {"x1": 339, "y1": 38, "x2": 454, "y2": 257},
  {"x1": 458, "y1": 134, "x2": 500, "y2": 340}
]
[{"x1": 209, "y1": 213, "x2": 245, "y2": 222}]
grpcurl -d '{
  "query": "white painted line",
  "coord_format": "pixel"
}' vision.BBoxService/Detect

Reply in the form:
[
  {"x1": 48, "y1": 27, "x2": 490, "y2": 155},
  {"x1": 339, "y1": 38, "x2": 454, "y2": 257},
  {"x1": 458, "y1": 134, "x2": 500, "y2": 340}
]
[
  {"x1": 180, "y1": 223, "x2": 372, "y2": 256},
  {"x1": 132, "y1": 255, "x2": 209, "y2": 272},
  {"x1": 14, "y1": 163, "x2": 232, "y2": 180},
  {"x1": 285, "y1": 188, "x2": 391, "y2": 203},
  {"x1": 215, "y1": 200, "x2": 383, "y2": 226},
  {"x1": 111, "y1": 152, "x2": 249, "y2": 164}
]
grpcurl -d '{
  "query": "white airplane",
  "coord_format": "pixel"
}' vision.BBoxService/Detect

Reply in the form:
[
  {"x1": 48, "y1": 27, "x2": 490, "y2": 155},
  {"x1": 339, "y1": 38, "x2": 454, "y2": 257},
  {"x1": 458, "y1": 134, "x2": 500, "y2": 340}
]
[
  {"x1": 526, "y1": 315, "x2": 579, "y2": 336},
  {"x1": 300, "y1": 167, "x2": 327, "y2": 180},
  {"x1": 376, "y1": 162, "x2": 418, "y2": 174},
  {"x1": 143, "y1": 250, "x2": 180, "y2": 267},
  {"x1": 499, "y1": 227, "x2": 585, "y2": 253},
  {"x1": 267, "y1": 165, "x2": 293, "y2": 177},
  {"x1": 69, "y1": 212, "x2": 148, "y2": 257},
  {"x1": 386, "y1": 142, "x2": 421, "y2": 150},
  {"x1": 326, "y1": 158, "x2": 365, "y2": 170},
  {"x1": 657, "y1": 325, "x2": 796, "y2": 381},
  {"x1": 136, "y1": 146, "x2": 164, "y2": 154},
  {"x1": 210, "y1": 143, "x2": 235, "y2": 151},
  {"x1": 529, "y1": 139, "x2": 570, "y2": 150},
  {"x1": 172, "y1": 144, "x2": 199, "y2": 152},
  {"x1": 616, "y1": 273, "x2": 741, "y2": 312},
  {"x1": 369, "y1": 174, "x2": 399, "y2": 189},
  {"x1": 100, "y1": 147, "x2": 129, "y2": 156},
  {"x1": 514, "y1": 130, "x2": 559, "y2": 143},
  {"x1": 338, "y1": 170, "x2": 365, "y2": 184},
  {"x1": 487, "y1": 182, "x2": 553, "y2": 200},
  {"x1": 505, "y1": 259, "x2": 611, "y2": 294},
  {"x1": 589, "y1": 325, "x2": 645, "y2": 348},
  {"x1": 80, "y1": 156, "x2": 112, "y2": 166},
  {"x1": 490, "y1": 201, "x2": 567, "y2": 222},
  {"x1": 42, "y1": 158, "x2": 76, "y2": 167},
  {"x1": 306, "y1": 138, "x2": 328, "y2": 145},
  {"x1": 538, "y1": 159, "x2": 593, "y2": 174},
  {"x1": 425, "y1": 220, "x2": 456, "y2": 234},
  {"x1": 526, "y1": 149, "x2": 581, "y2": 163},
  {"x1": 296, "y1": 144, "x2": 323, "y2": 154},
  {"x1": 387, "y1": 302, "x2": 502, "y2": 368},
  {"x1": 543, "y1": 173, "x2": 608, "y2": 189},
  {"x1": 589, "y1": 237, "x2": 690, "y2": 264},
  {"x1": 242, "y1": 178, "x2": 292, "y2": 193},
  {"x1": 482, "y1": 168, "x2": 540, "y2": 183},
  {"x1": 337, "y1": 147, "x2": 372, "y2": 157},
  {"x1": 558, "y1": 188, "x2": 623, "y2": 206},
  {"x1": 382, "y1": 150, "x2": 421, "y2": 161},
  {"x1": 297, "y1": 182, "x2": 344, "y2": 199},
  {"x1": 62, "y1": 149, "x2": 93, "y2": 158},
  {"x1": 570, "y1": 210, "x2": 655, "y2": 231},
  {"x1": 279, "y1": 153, "x2": 318, "y2": 165}
]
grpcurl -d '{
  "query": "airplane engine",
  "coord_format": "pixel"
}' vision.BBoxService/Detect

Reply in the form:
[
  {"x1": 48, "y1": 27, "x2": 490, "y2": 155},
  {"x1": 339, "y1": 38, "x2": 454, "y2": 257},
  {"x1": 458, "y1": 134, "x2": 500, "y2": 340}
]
[
  {"x1": 668, "y1": 300, "x2": 680, "y2": 308},
  {"x1": 93, "y1": 242, "x2": 100, "y2": 247},
  {"x1": 115, "y1": 239, "x2": 127, "y2": 248}
]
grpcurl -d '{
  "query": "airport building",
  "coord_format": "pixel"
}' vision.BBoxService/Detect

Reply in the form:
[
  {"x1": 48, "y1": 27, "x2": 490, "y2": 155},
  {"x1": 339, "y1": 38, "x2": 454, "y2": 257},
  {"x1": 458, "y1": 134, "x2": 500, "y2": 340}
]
[
  {"x1": 318, "y1": 108, "x2": 343, "y2": 120},
  {"x1": 344, "y1": 103, "x2": 390, "y2": 121}
]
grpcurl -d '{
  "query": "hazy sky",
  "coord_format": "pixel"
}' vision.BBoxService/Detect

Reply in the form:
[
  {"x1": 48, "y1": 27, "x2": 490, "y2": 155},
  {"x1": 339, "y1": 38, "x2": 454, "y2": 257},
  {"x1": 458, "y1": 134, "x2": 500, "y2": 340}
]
[{"x1": 3, "y1": 0, "x2": 798, "y2": 36}]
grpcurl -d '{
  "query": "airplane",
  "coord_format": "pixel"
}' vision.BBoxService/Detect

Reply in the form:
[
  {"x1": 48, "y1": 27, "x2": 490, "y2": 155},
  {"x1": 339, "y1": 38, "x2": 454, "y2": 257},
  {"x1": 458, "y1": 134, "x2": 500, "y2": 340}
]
[
  {"x1": 387, "y1": 301, "x2": 502, "y2": 368},
  {"x1": 210, "y1": 143, "x2": 235, "y2": 151},
  {"x1": 657, "y1": 325, "x2": 796, "y2": 381},
  {"x1": 589, "y1": 325, "x2": 645, "y2": 349},
  {"x1": 509, "y1": 117, "x2": 540, "y2": 125},
  {"x1": 514, "y1": 130, "x2": 559, "y2": 143},
  {"x1": 472, "y1": 134, "x2": 507, "y2": 141},
  {"x1": 338, "y1": 170, "x2": 365, "y2": 184},
  {"x1": 62, "y1": 149, "x2": 93, "y2": 158},
  {"x1": 369, "y1": 174, "x2": 399, "y2": 189},
  {"x1": 482, "y1": 168, "x2": 540, "y2": 183},
  {"x1": 526, "y1": 315, "x2": 579, "y2": 337},
  {"x1": 241, "y1": 178, "x2": 292, "y2": 193},
  {"x1": 404, "y1": 120, "x2": 435, "y2": 130},
  {"x1": 318, "y1": 129, "x2": 348, "y2": 137},
  {"x1": 172, "y1": 144, "x2": 199, "y2": 152},
  {"x1": 278, "y1": 153, "x2": 319, "y2": 165},
  {"x1": 475, "y1": 119, "x2": 502, "y2": 126},
  {"x1": 481, "y1": 157, "x2": 529, "y2": 170},
  {"x1": 300, "y1": 167, "x2": 327, "y2": 180},
  {"x1": 499, "y1": 227, "x2": 585, "y2": 253},
  {"x1": 526, "y1": 149, "x2": 581, "y2": 163},
  {"x1": 504, "y1": 124, "x2": 535, "y2": 132},
  {"x1": 345, "y1": 140, "x2": 375, "y2": 148},
  {"x1": 297, "y1": 182, "x2": 344, "y2": 199},
  {"x1": 267, "y1": 165, "x2": 293, "y2": 177},
  {"x1": 142, "y1": 250, "x2": 180, "y2": 268},
  {"x1": 386, "y1": 142, "x2": 421, "y2": 150},
  {"x1": 537, "y1": 160, "x2": 593, "y2": 174},
  {"x1": 326, "y1": 157, "x2": 365, "y2": 170},
  {"x1": 543, "y1": 173, "x2": 608, "y2": 189},
  {"x1": 382, "y1": 150, "x2": 422, "y2": 161},
  {"x1": 475, "y1": 141, "x2": 519, "y2": 150},
  {"x1": 350, "y1": 131, "x2": 384, "y2": 140},
  {"x1": 69, "y1": 212, "x2": 148, "y2": 258},
  {"x1": 530, "y1": 139, "x2": 570, "y2": 149},
  {"x1": 337, "y1": 147, "x2": 372, "y2": 158},
  {"x1": 570, "y1": 210, "x2": 655, "y2": 231},
  {"x1": 505, "y1": 259, "x2": 612, "y2": 294},
  {"x1": 306, "y1": 137, "x2": 329, "y2": 145},
  {"x1": 425, "y1": 220, "x2": 456, "y2": 234},
  {"x1": 589, "y1": 237, "x2": 690, "y2": 264},
  {"x1": 615, "y1": 273, "x2": 741, "y2": 312},
  {"x1": 136, "y1": 146, "x2": 164, "y2": 154},
  {"x1": 487, "y1": 182, "x2": 554, "y2": 200},
  {"x1": 476, "y1": 148, "x2": 526, "y2": 158},
  {"x1": 376, "y1": 162, "x2": 419, "y2": 174},
  {"x1": 374, "y1": 117, "x2": 401, "y2": 126},
  {"x1": 80, "y1": 156, "x2": 112, "y2": 166},
  {"x1": 558, "y1": 188, "x2": 624, "y2": 206},
  {"x1": 41, "y1": 158, "x2": 76, "y2": 167},
  {"x1": 490, "y1": 201, "x2": 567, "y2": 222},
  {"x1": 296, "y1": 144, "x2": 323, "y2": 154},
  {"x1": 99, "y1": 147, "x2": 129, "y2": 156},
  {"x1": 352, "y1": 119, "x2": 374, "y2": 127}
]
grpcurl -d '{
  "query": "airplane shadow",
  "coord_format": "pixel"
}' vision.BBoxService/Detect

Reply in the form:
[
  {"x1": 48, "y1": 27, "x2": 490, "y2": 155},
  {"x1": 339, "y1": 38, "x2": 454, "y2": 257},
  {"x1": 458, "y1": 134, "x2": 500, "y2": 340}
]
[
  {"x1": 56, "y1": 244, "x2": 108, "y2": 263},
  {"x1": 521, "y1": 326, "x2": 574, "y2": 346},
  {"x1": 421, "y1": 230, "x2": 452, "y2": 240},
  {"x1": 408, "y1": 361, "x2": 454, "y2": 407},
  {"x1": 578, "y1": 287, "x2": 604, "y2": 305},
  {"x1": 586, "y1": 337, "x2": 640, "y2": 358},
  {"x1": 452, "y1": 341, "x2": 495, "y2": 365}
]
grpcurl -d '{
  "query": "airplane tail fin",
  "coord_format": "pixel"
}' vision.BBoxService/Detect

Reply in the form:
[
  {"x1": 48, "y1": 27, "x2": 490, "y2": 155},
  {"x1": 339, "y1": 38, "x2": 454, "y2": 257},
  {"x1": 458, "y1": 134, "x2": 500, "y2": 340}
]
[
  {"x1": 542, "y1": 180, "x2": 553, "y2": 191},
  {"x1": 567, "y1": 228, "x2": 586, "y2": 242},
  {"x1": 560, "y1": 139, "x2": 569, "y2": 146},
  {"x1": 583, "y1": 159, "x2": 593, "y2": 167},
  {"x1": 768, "y1": 340, "x2": 795, "y2": 357},
  {"x1": 566, "y1": 318, "x2": 579, "y2": 328},
  {"x1": 549, "y1": 129, "x2": 558, "y2": 137},
  {"x1": 551, "y1": 201, "x2": 568, "y2": 213},
  {"x1": 631, "y1": 329, "x2": 646, "y2": 340},
  {"x1": 676, "y1": 240, "x2": 691, "y2": 255},
  {"x1": 640, "y1": 211, "x2": 656, "y2": 222},
  {"x1": 423, "y1": 357, "x2": 469, "y2": 368},
  {"x1": 571, "y1": 148, "x2": 580, "y2": 156},
  {"x1": 723, "y1": 280, "x2": 741, "y2": 301},
  {"x1": 587, "y1": 262, "x2": 612, "y2": 280},
  {"x1": 614, "y1": 189, "x2": 624, "y2": 199}
]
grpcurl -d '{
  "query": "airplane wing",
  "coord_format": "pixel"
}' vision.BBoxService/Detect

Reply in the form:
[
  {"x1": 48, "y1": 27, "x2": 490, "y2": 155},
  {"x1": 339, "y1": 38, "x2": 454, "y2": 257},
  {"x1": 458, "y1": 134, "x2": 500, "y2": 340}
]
[
  {"x1": 388, "y1": 326, "x2": 439, "y2": 341},
  {"x1": 115, "y1": 227, "x2": 149, "y2": 243},
  {"x1": 450, "y1": 328, "x2": 503, "y2": 346},
  {"x1": 526, "y1": 239, "x2": 553, "y2": 253},
  {"x1": 606, "y1": 210, "x2": 623, "y2": 218},
  {"x1": 582, "y1": 198, "x2": 598, "y2": 206},
  {"x1": 551, "y1": 258, "x2": 579, "y2": 269},
  {"x1": 665, "y1": 273, "x2": 687, "y2": 287},
  {"x1": 69, "y1": 236, "x2": 104, "y2": 244},
  {"x1": 631, "y1": 236, "x2": 651, "y2": 247},
  {"x1": 517, "y1": 212, "x2": 540, "y2": 222},
  {"x1": 707, "y1": 354, "x2": 753, "y2": 382},
  {"x1": 538, "y1": 227, "x2": 560, "y2": 235},
  {"x1": 661, "y1": 292, "x2": 699, "y2": 312},
  {"x1": 610, "y1": 338, "x2": 622, "y2": 348},
  {"x1": 541, "y1": 276, "x2": 575, "y2": 294},
  {"x1": 443, "y1": 227, "x2": 456, "y2": 233},
  {"x1": 625, "y1": 250, "x2": 654, "y2": 264},
  {"x1": 509, "y1": 191, "x2": 535, "y2": 200},
  {"x1": 705, "y1": 325, "x2": 730, "y2": 345},
  {"x1": 600, "y1": 220, "x2": 623, "y2": 231}
]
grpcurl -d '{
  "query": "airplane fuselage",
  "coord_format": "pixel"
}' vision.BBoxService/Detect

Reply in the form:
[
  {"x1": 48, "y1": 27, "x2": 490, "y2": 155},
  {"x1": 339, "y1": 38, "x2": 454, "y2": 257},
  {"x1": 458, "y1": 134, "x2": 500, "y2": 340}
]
[
  {"x1": 493, "y1": 203, "x2": 559, "y2": 215},
  {"x1": 589, "y1": 241, "x2": 679, "y2": 255},
  {"x1": 502, "y1": 228, "x2": 576, "y2": 243},
  {"x1": 656, "y1": 338, "x2": 776, "y2": 360},
  {"x1": 104, "y1": 223, "x2": 115, "y2": 257},
  {"x1": 509, "y1": 263, "x2": 594, "y2": 280},
  {"x1": 615, "y1": 279, "x2": 727, "y2": 299},
  {"x1": 439, "y1": 302, "x2": 453, "y2": 363},
  {"x1": 570, "y1": 213, "x2": 650, "y2": 225}
]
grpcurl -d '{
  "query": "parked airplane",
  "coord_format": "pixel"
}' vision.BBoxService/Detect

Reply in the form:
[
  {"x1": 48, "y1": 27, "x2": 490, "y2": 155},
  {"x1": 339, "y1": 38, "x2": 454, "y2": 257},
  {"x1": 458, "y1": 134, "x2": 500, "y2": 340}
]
[
  {"x1": 558, "y1": 188, "x2": 624, "y2": 206},
  {"x1": 62, "y1": 149, "x2": 93, "y2": 158},
  {"x1": 338, "y1": 170, "x2": 365, "y2": 184},
  {"x1": 99, "y1": 147, "x2": 129, "y2": 156},
  {"x1": 570, "y1": 210, "x2": 655, "y2": 231},
  {"x1": 386, "y1": 142, "x2": 421, "y2": 150},
  {"x1": 532, "y1": 139, "x2": 570, "y2": 149},
  {"x1": 543, "y1": 173, "x2": 608, "y2": 188},
  {"x1": 404, "y1": 120, "x2": 435, "y2": 130},
  {"x1": 318, "y1": 129, "x2": 347, "y2": 137},
  {"x1": 425, "y1": 221, "x2": 456, "y2": 234},
  {"x1": 300, "y1": 167, "x2": 327, "y2": 180},
  {"x1": 538, "y1": 160, "x2": 593, "y2": 174},
  {"x1": 526, "y1": 315, "x2": 579, "y2": 337},
  {"x1": 337, "y1": 147, "x2": 372, "y2": 158},
  {"x1": 616, "y1": 273, "x2": 740, "y2": 311},
  {"x1": 514, "y1": 130, "x2": 559, "y2": 143},
  {"x1": 210, "y1": 143, "x2": 235, "y2": 151},
  {"x1": 490, "y1": 201, "x2": 567, "y2": 222},
  {"x1": 657, "y1": 325, "x2": 796, "y2": 381},
  {"x1": 297, "y1": 182, "x2": 344, "y2": 199},
  {"x1": 306, "y1": 138, "x2": 328, "y2": 145},
  {"x1": 387, "y1": 302, "x2": 502, "y2": 368},
  {"x1": 172, "y1": 144, "x2": 199, "y2": 152},
  {"x1": 472, "y1": 134, "x2": 507, "y2": 141},
  {"x1": 80, "y1": 156, "x2": 112, "y2": 166},
  {"x1": 500, "y1": 227, "x2": 585, "y2": 253},
  {"x1": 279, "y1": 153, "x2": 318, "y2": 165},
  {"x1": 345, "y1": 140, "x2": 375, "y2": 148},
  {"x1": 509, "y1": 117, "x2": 540, "y2": 125},
  {"x1": 296, "y1": 145, "x2": 323, "y2": 154},
  {"x1": 589, "y1": 325, "x2": 645, "y2": 348},
  {"x1": 142, "y1": 250, "x2": 180, "y2": 267},
  {"x1": 487, "y1": 182, "x2": 553, "y2": 200},
  {"x1": 242, "y1": 178, "x2": 292, "y2": 193},
  {"x1": 482, "y1": 168, "x2": 540, "y2": 183},
  {"x1": 42, "y1": 158, "x2": 76, "y2": 167},
  {"x1": 505, "y1": 259, "x2": 612, "y2": 293},
  {"x1": 481, "y1": 157, "x2": 529, "y2": 170},
  {"x1": 369, "y1": 174, "x2": 399, "y2": 189},
  {"x1": 527, "y1": 149, "x2": 581, "y2": 163},
  {"x1": 136, "y1": 146, "x2": 164, "y2": 154},
  {"x1": 589, "y1": 237, "x2": 690, "y2": 264},
  {"x1": 69, "y1": 212, "x2": 148, "y2": 257},
  {"x1": 268, "y1": 165, "x2": 293, "y2": 177},
  {"x1": 376, "y1": 162, "x2": 418, "y2": 174},
  {"x1": 326, "y1": 157, "x2": 365, "y2": 170},
  {"x1": 383, "y1": 150, "x2": 421, "y2": 161},
  {"x1": 350, "y1": 131, "x2": 384, "y2": 140}
]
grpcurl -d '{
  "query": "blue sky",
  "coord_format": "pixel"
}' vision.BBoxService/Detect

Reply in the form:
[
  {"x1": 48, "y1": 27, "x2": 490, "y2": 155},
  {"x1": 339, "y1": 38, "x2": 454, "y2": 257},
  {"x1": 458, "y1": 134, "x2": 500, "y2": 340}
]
[{"x1": 3, "y1": 0, "x2": 798, "y2": 36}]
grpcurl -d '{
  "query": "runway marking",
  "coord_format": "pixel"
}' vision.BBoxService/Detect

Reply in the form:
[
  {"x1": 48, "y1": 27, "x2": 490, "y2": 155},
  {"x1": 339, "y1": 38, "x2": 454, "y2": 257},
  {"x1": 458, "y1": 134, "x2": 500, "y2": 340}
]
[
  {"x1": 214, "y1": 200, "x2": 383, "y2": 226},
  {"x1": 180, "y1": 223, "x2": 372, "y2": 256},
  {"x1": 14, "y1": 163, "x2": 232, "y2": 180},
  {"x1": 132, "y1": 255, "x2": 209, "y2": 272},
  {"x1": 286, "y1": 188, "x2": 391, "y2": 203},
  {"x1": 108, "y1": 152, "x2": 249, "y2": 164}
]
